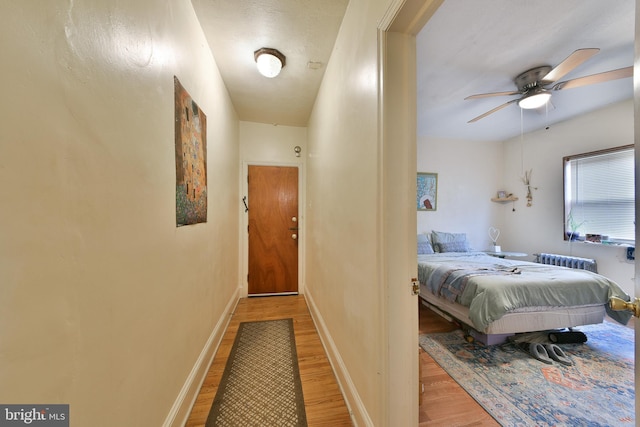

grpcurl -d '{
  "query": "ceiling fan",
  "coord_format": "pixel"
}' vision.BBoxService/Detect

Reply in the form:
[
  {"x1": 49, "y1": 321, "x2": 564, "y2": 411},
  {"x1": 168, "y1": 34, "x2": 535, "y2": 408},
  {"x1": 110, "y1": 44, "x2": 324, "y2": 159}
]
[{"x1": 465, "y1": 48, "x2": 633, "y2": 123}]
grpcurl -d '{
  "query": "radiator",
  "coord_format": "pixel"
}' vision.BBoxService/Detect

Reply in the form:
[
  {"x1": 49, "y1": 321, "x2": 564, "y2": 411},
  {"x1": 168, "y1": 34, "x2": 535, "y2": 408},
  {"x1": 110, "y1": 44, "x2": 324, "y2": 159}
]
[{"x1": 534, "y1": 253, "x2": 598, "y2": 273}]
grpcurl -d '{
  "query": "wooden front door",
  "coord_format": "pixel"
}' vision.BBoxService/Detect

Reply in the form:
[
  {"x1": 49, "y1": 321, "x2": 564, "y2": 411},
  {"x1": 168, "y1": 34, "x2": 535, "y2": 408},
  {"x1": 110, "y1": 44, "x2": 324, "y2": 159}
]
[{"x1": 248, "y1": 165, "x2": 299, "y2": 295}]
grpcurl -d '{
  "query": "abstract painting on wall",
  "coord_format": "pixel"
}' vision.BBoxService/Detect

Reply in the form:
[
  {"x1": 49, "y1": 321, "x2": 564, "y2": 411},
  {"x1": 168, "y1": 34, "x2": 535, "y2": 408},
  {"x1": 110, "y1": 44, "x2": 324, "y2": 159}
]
[{"x1": 174, "y1": 76, "x2": 207, "y2": 226}]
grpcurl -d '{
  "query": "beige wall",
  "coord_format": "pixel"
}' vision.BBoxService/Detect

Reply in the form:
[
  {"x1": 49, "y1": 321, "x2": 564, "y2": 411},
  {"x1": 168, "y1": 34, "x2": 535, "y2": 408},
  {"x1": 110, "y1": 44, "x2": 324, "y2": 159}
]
[
  {"x1": 305, "y1": 0, "x2": 384, "y2": 420},
  {"x1": 239, "y1": 121, "x2": 307, "y2": 164},
  {"x1": 0, "y1": 1, "x2": 240, "y2": 426},
  {"x1": 0, "y1": 0, "x2": 441, "y2": 425},
  {"x1": 305, "y1": 0, "x2": 422, "y2": 424},
  {"x1": 238, "y1": 121, "x2": 307, "y2": 297}
]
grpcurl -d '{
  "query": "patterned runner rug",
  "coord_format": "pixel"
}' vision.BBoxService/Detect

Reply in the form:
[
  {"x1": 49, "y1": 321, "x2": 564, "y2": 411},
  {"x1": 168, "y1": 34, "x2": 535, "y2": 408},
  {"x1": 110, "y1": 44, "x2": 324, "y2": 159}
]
[
  {"x1": 206, "y1": 318, "x2": 308, "y2": 426},
  {"x1": 420, "y1": 322, "x2": 634, "y2": 426}
]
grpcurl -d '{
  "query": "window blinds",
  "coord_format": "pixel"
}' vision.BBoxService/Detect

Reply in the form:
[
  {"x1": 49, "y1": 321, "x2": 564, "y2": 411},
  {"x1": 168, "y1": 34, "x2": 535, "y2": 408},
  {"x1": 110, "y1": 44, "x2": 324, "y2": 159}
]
[{"x1": 565, "y1": 146, "x2": 635, "y2": 242}]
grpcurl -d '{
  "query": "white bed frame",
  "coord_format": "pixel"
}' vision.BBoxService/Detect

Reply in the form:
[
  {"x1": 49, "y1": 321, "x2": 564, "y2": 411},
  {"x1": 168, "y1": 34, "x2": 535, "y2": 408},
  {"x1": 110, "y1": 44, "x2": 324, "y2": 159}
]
[{"x1": 420, "y1": 287, "x2": 605, "y2": 345}]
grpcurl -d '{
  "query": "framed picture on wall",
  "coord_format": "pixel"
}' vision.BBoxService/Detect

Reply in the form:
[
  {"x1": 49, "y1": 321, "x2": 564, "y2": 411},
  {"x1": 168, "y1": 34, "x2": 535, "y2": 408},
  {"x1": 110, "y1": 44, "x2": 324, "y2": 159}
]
[
  {"x1": 174, "y1": 76, "x2": 208, "y2": 226},
  {"x1": 417, "y1": 172, "x2": 437, "y2": 211}
]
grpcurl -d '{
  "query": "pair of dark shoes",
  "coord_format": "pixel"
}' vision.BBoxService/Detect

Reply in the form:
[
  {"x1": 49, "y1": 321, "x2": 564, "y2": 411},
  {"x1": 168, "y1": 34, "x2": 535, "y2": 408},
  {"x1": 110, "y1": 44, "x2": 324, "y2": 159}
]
[
  {"x1": 548, "y1": 330, "x2": 587, "y2": 344},
  {"x1": 517, "y1": 342, "x2": 573, "y2": 366}
]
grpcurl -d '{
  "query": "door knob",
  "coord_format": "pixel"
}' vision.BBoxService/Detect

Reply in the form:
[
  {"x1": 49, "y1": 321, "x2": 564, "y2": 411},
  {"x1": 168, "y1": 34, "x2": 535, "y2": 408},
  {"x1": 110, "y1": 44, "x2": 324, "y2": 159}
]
[
  {"x1": 291, "y1": 234, "x2": 297, "y2": 240},
  {"x1": 609, "y1": 297, "x2": 640, "y2": 317}
]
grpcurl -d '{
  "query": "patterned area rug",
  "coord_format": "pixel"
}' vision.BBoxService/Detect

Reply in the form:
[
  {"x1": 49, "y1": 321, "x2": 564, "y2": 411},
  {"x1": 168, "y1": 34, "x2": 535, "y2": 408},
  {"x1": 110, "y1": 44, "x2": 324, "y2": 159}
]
[
  {"x1": 206, "y1": 318, "x2": 307, "y2": 426},
  {"x1": 420, "y1": 322, "x2": 634, "y2": 426}
]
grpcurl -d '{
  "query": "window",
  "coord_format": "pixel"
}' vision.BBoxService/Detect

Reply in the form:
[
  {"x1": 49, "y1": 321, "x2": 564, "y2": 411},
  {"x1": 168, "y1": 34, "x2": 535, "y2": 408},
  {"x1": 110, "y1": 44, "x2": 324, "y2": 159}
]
[{"x1": 563, "y1": 145, "x2": 635, "y2": 244}]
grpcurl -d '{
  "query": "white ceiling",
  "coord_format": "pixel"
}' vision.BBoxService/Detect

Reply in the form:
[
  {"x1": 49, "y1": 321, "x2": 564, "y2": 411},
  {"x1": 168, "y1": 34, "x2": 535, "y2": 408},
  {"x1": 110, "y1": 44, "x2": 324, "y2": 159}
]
[
  {"x1": 418, "y1": 0, "x2": 635, "y2": 141},
  {"x1": 192, "y1": 0, "x2": 349, "y2": 127},
  {"x1": 193, "y1": 0, "x2": 635, "y2": 141}
]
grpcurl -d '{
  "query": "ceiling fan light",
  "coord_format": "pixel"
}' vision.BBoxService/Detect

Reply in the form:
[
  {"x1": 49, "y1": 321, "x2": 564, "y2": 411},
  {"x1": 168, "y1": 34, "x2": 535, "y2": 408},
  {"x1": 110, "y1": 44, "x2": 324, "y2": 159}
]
[
  {"x1": 518, "y1": 91, "x2": 552, "y2": 109},
  {"x1": 254, "y1": 48, "x2": 286, "y2": 78}
]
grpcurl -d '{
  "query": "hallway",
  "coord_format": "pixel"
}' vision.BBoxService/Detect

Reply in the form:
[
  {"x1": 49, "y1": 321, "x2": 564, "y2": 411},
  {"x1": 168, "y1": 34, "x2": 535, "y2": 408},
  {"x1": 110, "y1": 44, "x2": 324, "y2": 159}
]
[{"x1": 185, "y1": 295, "x2": 352, "y2": 426}]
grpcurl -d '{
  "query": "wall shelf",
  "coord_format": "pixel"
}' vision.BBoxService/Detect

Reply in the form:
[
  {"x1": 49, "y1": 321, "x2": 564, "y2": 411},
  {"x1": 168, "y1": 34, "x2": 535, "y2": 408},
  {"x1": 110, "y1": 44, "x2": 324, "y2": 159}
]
[{"x1": 491, "y1": 196, "x2": 518, "y2": 203}]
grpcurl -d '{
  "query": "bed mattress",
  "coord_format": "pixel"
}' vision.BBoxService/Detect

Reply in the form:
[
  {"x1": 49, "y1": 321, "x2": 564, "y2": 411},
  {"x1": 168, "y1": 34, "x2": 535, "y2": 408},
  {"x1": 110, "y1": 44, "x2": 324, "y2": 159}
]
[
  {"x1": 418, "y1": 251, "x2": 628, "y2": 334},
  {"x1": 420, "y1": 288, "x2": 606, "y2": 335}
]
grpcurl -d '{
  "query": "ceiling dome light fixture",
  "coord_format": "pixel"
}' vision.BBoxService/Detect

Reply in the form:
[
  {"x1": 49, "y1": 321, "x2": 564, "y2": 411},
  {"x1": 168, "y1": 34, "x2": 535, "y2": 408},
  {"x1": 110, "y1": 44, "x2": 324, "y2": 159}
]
[
  {"x1": 518, "y1": 88, "x2": 552, "y2": 110},
  {"x1": 254, "y1": 47, "x2": 286, "y2": 78}
]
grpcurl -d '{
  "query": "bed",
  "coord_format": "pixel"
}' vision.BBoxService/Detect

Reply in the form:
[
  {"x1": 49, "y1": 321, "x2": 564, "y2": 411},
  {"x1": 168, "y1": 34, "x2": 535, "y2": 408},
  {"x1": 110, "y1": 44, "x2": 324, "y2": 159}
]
[{"x1": 417, "y1": 231, "x2": 632, "y2": 344}]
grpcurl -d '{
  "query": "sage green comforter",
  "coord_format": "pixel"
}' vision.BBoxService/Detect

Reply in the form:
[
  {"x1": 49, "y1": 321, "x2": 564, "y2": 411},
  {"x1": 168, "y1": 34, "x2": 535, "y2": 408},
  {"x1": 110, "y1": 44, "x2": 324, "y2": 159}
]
[{"x1": 418, "y1": 252, "x2": 631, "y2": 331}]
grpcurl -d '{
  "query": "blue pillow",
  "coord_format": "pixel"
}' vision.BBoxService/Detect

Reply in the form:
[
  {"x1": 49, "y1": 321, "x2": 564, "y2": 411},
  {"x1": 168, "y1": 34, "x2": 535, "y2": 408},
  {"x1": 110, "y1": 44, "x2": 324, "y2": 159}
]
[
  {"x1": 417, "y1": 234, "x2": 435, "y2": 254},
  {"x1": 431, "y1": 231, "x2": 468, "y2": 253},
  {"x1": 436, "y1": 240, "x2": 470, "y2": 253}
]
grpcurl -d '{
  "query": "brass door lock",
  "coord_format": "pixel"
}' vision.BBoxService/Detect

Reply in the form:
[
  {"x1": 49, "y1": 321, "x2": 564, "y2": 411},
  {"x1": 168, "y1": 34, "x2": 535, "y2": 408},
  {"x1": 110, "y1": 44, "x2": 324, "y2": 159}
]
[{"x1": 411, "y1": 278, "x2": 420, "y2": 296}]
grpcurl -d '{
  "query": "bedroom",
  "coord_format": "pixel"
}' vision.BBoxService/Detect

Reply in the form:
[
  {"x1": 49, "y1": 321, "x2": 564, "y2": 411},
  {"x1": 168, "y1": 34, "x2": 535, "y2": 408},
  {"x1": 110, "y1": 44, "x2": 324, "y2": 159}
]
[
  {"x1": 415, "y1": 1, "x2": 636, "y2": 424},
  {"x1": 416, "y1": 0, "x2": 635, "y2": 298}
]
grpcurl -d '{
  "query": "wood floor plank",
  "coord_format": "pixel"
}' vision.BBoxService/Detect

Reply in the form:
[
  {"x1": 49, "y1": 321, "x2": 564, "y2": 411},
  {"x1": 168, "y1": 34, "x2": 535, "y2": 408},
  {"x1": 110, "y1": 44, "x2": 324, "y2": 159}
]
[
  {"x1": 185, "y1": 295, "x2": 352, "y2": 427},
  {"x1": 185, "y1": 294, "x2": 497, "y2": 426},
  {"x1": 418, "y1": 299, "x2": 499, "y2": 427}
]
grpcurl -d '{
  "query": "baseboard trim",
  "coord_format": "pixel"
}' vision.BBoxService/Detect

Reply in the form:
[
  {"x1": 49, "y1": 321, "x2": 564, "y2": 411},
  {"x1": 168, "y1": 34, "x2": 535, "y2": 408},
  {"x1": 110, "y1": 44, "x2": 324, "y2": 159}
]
[
  {"x1": 163, "y1": 287, "x2": 240, "y2": 427},
  {"x1": 304, "y1": 289, "x2": 372, "y2": 427}
]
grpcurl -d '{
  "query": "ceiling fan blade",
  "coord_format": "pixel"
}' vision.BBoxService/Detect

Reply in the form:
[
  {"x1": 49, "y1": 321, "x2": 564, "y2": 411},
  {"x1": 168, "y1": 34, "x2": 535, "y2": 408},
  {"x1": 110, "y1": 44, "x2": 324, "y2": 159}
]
[
  {"x1": 541, "y1": 48, "x2": 600, "y2": 83},
  {"x1": 465, "y1": 91, "x2": 520, "y2": 100},
  {"x1": 552, "y1": 66, "x2": 633, "y2": 91},
  {"x1": 468, "y1": 99, "x2": 519, "y2": 123}
]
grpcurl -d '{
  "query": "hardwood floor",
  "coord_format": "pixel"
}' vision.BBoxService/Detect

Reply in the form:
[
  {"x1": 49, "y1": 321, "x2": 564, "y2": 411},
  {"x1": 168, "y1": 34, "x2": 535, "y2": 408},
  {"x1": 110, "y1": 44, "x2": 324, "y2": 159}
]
[
  {"x1": 185, "y1": 295, "x2": 352, "y2": 427},
  {"x1": 418, "y1": 300, "x2": 499, "y2": 427},
  {"x1": 185, "y1": 294, "x2": 498, "y2": 426}
]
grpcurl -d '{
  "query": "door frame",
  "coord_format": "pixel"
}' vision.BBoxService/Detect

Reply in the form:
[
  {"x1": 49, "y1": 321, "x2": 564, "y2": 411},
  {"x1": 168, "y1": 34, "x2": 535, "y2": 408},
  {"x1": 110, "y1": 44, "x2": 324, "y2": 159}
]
[
  {"x1": 383, "y1": 1, "x2": 639, "y2": 424},
  {"x1": 240, "y1": 160, "x2": 305, "y2": 298}
]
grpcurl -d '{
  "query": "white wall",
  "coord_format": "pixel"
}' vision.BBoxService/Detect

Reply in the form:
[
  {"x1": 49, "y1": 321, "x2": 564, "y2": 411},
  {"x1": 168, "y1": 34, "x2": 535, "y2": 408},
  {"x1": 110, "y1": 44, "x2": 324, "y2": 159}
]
[
  {"x1": 0, "y1": 2, "x2": 240, "y2": 426},
  {"x1": 501, "y1": 100, "x2": 635, "y2": 296},
  {"x1": 417, "y1": 137, "x2": 504, "y2": 250},
  {"x1": 416, "y1": 100, "x2": 634, "y2": 297}
]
